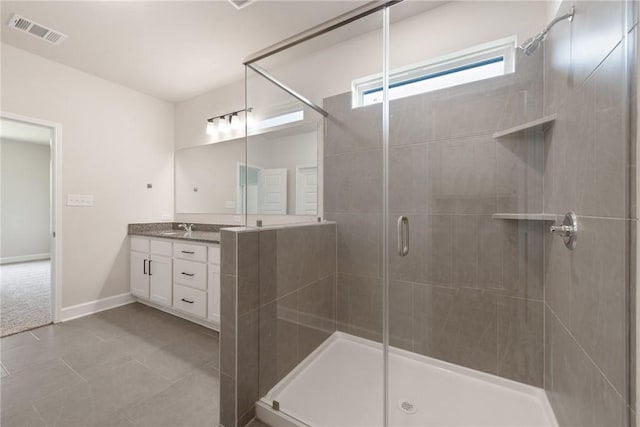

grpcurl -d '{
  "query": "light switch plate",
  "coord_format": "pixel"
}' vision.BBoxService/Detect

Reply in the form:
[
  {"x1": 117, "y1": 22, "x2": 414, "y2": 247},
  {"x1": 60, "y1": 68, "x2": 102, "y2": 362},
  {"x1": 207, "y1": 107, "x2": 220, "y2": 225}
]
[
  {"x1": 224, "y1": 201, "x2": 236, "y2": 209},
  {"x1": 233, "y1": 215, "x2": 242, "y2": 223},
  {"x1": 67, "y1": 194, "x2": 94, "y2": 207}
]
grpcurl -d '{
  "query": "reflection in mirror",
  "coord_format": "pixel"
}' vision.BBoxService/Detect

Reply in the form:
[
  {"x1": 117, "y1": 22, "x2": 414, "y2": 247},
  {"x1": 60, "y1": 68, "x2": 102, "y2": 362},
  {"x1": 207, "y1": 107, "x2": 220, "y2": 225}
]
[{"x1": 175, "y1": 121, "x2": 317, "y2": 215}]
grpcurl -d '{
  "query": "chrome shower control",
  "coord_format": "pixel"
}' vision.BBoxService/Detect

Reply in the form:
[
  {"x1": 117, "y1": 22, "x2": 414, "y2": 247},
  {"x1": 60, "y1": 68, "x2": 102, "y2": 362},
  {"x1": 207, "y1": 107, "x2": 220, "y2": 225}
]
[{"x1": 550, "y1": 211, "x2": 577, "y2": 250}]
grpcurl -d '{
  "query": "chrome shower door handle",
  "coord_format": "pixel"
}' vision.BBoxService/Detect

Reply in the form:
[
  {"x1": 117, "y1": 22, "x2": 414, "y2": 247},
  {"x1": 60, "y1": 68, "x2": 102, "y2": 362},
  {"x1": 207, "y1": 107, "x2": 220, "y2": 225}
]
[{"x1": 397, "y1": 216, "x2": 409, "y2": 257}]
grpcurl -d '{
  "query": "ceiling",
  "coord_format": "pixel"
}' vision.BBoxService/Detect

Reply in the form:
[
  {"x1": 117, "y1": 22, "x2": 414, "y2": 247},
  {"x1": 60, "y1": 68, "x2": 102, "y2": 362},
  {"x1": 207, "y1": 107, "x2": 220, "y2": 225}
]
[
  {"x1": 0, "y1": 0, "x2": 376, "y2": 102},
  {"x1": 0, "y1": 118, "x2": 51, "y2": 145}
]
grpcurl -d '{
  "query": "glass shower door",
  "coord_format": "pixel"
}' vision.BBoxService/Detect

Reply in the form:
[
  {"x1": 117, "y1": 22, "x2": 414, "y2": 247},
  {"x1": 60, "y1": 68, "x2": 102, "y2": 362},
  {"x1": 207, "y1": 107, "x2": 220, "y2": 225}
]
[
  {"x1": 244, "y1": 8, "x2": 388, "y2": 427},
  {"x1": 384, "y1": 0, "x2": 550, "y2": 422},
  {"x1": 384, "y1": 1, "x2": 632, "y2": 426}
]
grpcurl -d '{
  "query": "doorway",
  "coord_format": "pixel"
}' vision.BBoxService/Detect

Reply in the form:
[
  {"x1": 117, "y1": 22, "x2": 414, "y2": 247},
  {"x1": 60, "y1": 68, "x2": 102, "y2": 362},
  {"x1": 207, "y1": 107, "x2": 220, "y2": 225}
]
[{"x1": 0, "y1": 113, "x2": 61, "y2": 336}]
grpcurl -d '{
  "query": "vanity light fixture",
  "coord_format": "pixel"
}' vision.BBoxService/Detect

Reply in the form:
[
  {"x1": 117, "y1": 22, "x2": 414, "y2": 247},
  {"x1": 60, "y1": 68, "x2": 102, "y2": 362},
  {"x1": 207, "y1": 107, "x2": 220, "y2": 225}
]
[{"x1": 206, "y1": 108, "x2": 252, "y2": 136}]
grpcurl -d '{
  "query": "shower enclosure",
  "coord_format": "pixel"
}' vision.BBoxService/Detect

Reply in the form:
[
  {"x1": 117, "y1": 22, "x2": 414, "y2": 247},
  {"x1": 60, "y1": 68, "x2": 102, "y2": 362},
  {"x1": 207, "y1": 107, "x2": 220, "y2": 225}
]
[{"x1": 238, "y1": 0, "x2": 636, "y2": 425}]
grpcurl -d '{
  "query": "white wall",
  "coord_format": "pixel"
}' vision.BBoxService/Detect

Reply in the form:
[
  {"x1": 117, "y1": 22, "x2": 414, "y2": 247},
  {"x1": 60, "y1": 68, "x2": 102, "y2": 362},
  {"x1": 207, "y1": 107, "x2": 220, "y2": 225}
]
[
  {"x1": 547, "y1": 0, "x2": 563, "y2": 20},
  {"x1": 1, "y1": 44, "x2": 175, "y2": 309},
  {"x1": 175, "y1": 0, "x2": 548, "y2": 225},
  {"x1": 0, "y1": 138, "x2": 51, "y2": 262}
]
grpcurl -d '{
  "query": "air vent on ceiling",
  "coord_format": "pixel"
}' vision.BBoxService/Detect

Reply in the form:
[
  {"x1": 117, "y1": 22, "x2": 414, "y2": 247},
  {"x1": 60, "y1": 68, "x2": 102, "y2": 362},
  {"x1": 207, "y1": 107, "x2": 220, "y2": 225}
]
[
  {"x1": 7, "y1": 14, "x2": 67, "y2": 45},
  {"x1": 228, "y1": 0, "x2": 256, "y2": 10}
]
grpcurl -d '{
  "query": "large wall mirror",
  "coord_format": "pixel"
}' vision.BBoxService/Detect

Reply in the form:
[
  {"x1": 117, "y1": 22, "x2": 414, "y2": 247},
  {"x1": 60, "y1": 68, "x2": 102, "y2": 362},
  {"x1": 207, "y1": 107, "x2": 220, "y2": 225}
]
[{"x1": 175, "y1": 121, "x2": 318, "y2": 216}]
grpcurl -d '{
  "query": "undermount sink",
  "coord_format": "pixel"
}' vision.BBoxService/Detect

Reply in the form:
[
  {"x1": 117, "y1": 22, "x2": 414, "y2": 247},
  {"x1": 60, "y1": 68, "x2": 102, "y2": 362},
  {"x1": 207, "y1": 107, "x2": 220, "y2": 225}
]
[{"x1": 160, "y1": 231, "x2": 181, "y2": 235}]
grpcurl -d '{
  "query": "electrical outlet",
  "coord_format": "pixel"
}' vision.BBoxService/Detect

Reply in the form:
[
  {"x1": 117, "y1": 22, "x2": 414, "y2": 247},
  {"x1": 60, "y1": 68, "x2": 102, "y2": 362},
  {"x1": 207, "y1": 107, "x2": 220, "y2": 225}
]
[
  {"x1": 67, "y1": 194, "x2": 94, "y2": 207},
  {"x1": 224, "y1": 201, "x2": 236, "y2": 209},
  {"x1": 161, "y1": 214, "x2": 171, "y2": 221},
  {"x1": 233, "y1": 215, "x2": 242, "y2": 223}
]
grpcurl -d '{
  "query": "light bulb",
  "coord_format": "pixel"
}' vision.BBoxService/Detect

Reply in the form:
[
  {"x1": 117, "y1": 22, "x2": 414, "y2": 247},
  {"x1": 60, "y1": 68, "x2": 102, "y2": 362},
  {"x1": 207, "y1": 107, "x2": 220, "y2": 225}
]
[
  {"x1": 217, "y1": 116, "x2": 230, "y2": 132},
  {"x1": 206, "y1": 120, "x2": 216, "y2": 135},
  {"x1": 230, "y1": 113, "x2": 241, "y2": 130},
  {"x1": 245, "y1": 110, "x2": 254, "y2": 129}
]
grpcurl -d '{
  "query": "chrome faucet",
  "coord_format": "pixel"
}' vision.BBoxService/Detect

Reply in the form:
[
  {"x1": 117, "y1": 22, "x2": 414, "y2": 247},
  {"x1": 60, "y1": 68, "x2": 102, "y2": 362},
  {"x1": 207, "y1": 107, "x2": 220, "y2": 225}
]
[{"x1": 178, "y1": 223, "x2": 194, "y2": 233}]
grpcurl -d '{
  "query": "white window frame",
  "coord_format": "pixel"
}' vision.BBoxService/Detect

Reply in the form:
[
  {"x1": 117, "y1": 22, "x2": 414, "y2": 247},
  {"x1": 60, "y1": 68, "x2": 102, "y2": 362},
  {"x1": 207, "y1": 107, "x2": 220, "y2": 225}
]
[{"x1": 351, "y1": 36, "x2": 517, "y2": 108}]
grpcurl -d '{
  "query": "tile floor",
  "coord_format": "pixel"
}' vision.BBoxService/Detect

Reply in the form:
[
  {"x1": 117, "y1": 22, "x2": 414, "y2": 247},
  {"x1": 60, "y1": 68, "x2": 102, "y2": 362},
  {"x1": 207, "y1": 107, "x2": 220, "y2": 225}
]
[{"x1": 0, "y1": 302, "x2": 220, "y2": 427}]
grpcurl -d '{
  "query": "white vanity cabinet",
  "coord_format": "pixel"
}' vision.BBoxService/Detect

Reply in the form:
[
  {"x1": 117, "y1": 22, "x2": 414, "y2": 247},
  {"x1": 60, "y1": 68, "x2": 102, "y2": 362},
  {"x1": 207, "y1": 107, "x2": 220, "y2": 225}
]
[
  {"x1": 172, "y1": 242, "x2": 208, "y2": 318},
  {"x1": 129, "y1": 236, "x2": 220, "y2": 329},
  {"x1": 130, "y1": 238, "x2": 172, "y2": 306},
  {"x1": 130, "y1": 250, "x2": 151, "y2": 299}
]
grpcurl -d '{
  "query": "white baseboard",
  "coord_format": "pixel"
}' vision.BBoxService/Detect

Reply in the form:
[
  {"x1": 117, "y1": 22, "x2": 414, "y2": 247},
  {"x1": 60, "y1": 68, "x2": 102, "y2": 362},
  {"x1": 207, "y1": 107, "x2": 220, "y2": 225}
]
[
  {"x1": 0, "y1": 253, "x2": 50, "y2": 265},
  {"x1": 60, "y1": 292, "x2": 135, "y2": 322},
  {"x1": 135, "y1": 298, "x2": 219, "y2": 331}
]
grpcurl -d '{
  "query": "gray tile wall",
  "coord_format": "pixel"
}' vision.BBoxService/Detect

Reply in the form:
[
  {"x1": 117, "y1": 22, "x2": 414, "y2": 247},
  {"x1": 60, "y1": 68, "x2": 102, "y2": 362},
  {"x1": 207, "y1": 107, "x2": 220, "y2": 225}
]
[
  {"x1": 325, "y1": 49, "x2": 546, "y2": 386},
  {"x1": 542, "y1": 1, "x2": 633, "y2": 426},
  {"x1": 219, "y1": 223, "x2": 337, "y2": 427}
]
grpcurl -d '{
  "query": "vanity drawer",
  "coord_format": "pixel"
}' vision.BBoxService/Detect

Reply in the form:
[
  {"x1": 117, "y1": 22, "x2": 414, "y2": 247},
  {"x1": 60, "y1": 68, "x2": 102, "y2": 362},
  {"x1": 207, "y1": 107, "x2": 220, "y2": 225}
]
[
  {"x1": 173, "y1": 284, "x2": 206, "y2": 318},
  {"x1": 150, "y1": 240, "x2": 172, "y2": 257},
  {"x1": 173, "y1": 243, "x2": 207, "y2": 262},
  {"x1": 131, "y1": 237, "x2": 149, "y2": 253},
  {"x1": 208, "y1": 245, "x2": 220, "y2": 265},
  {"x1": 173, "y1": 259, "x2": 207, "y2": 290}
]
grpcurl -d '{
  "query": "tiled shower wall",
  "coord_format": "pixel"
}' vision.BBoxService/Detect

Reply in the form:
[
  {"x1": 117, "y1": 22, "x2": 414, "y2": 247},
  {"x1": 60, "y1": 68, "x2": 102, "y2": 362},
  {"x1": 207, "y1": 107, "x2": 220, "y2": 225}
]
[
  {"x1": 324, "y1": 49, "x2": 546, "y2": 385},
  {"x1": 220, "y1": 223, "x2": 336, "y2": 427},
  {"x1": 542, "y1": 1, "x2": 633, "y2": 425}
]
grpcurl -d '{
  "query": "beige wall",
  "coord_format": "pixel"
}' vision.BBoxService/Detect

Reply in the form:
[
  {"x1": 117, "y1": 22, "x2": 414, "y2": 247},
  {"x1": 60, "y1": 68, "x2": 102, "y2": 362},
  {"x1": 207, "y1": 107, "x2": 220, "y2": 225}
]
[
  {"x1": 1, "y1": 44, "x2": 175, "y2": 309},
  {"x1": 0, "y1": 138, "x2": 51, "y2": 262}
]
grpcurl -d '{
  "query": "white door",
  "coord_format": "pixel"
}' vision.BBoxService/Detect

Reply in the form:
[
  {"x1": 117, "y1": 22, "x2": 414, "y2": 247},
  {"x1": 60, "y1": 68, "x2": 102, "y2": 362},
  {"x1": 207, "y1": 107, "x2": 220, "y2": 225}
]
[
  {"x1": 208, "y1": 263, "x2": 220, "y2": 323},
  {"x1": 130, "y1": 251, "x2": 149, "y2": 299},
  {"x1": 149, "y1": 254, "x2": 172, "y2": 306},
  {"x1": 258, "y1": 168, "x2": 287, "y2": 214},
  {"x1": 296, "y1": 166, "x2": 318, "y2": 215}
]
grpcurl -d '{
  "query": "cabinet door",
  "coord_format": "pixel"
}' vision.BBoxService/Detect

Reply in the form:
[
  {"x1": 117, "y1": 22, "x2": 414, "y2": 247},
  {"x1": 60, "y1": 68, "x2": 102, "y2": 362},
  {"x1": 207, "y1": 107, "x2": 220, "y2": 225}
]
[
  {"x1": 130, "y1": 251, "x2": 149, "y2": 299},
  {"x1": 149, "y1": 254, "x2": 172, "y2": 307},
  {"x1": 208, "y1": 263, "x2": 220, "y2": 322}
]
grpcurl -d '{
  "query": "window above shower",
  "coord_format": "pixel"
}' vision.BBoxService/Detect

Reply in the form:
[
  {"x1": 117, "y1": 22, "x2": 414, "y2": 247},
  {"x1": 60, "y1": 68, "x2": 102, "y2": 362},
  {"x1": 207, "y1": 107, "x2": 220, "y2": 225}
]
[{"x1": 352, "y1": 36, "x2": 517, "y2": 107}]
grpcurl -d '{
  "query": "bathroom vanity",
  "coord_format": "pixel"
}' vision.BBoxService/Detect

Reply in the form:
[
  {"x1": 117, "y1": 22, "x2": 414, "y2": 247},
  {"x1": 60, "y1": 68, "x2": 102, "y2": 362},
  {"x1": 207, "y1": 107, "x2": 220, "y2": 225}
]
[{"x1": 128, "y1": 223, "x2": 228, "y2": 330}]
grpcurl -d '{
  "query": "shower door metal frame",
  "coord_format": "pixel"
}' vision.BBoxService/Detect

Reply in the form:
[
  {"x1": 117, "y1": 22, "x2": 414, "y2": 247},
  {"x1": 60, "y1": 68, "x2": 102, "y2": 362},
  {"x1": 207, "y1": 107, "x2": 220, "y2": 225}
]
[{"x1": 242, "y1": 0, "x2": 402, "y2": 65}]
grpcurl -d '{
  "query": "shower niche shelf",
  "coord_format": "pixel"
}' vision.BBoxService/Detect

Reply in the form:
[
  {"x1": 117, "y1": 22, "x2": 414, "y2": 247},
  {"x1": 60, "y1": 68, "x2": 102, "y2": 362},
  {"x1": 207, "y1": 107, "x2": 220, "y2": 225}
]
[
  {"x1": 493, "y1": 114, "x2": 557, "y2": 139},
  {"x1": 492, "y1": 213, "x2": 557, "y2": 221}
]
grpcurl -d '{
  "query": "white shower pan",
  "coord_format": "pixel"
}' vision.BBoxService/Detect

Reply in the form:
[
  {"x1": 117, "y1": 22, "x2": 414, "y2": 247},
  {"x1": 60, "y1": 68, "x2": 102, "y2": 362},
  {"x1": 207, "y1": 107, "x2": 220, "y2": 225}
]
[{"x1": 256, "y1": 332, "x2": 557, "y2": 427}]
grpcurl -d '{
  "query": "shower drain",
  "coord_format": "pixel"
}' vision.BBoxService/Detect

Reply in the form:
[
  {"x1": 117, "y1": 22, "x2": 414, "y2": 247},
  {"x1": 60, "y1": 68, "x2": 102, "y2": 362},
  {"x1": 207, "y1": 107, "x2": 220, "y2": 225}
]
[{"x1": 399, "y1": 400, "x2": 417, "y2": 415}]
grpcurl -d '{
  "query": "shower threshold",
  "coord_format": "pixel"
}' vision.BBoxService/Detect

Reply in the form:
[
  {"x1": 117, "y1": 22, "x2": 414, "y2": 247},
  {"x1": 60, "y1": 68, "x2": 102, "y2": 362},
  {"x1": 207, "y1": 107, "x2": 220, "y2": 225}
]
[{"x1": 256, "y1": 332, "x2": 557, "y2": 427}]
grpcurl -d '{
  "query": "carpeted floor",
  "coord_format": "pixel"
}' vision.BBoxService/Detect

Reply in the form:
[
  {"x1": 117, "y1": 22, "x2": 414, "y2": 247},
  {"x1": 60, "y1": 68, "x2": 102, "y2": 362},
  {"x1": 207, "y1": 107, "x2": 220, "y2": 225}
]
[{"x1": 0, "y1": 260, "x2": 52, "y2": 337}]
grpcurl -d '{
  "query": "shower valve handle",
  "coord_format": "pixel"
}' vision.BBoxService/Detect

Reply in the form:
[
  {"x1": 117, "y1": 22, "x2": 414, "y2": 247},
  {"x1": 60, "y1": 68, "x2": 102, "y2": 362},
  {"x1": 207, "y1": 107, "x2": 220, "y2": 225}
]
[
  {"x1": 549, "y1": 224, "x2": 575, "y2": 236},
  {"x1": 549, "y1": 212, "x2": 578, "y2": 250}
]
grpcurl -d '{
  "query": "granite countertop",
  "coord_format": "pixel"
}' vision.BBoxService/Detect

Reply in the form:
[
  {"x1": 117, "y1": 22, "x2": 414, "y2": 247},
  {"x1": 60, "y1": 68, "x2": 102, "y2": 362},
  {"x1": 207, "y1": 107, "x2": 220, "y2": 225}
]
[{"x1": 128, "y1": 222, "x2": 234, "y2": 244}]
